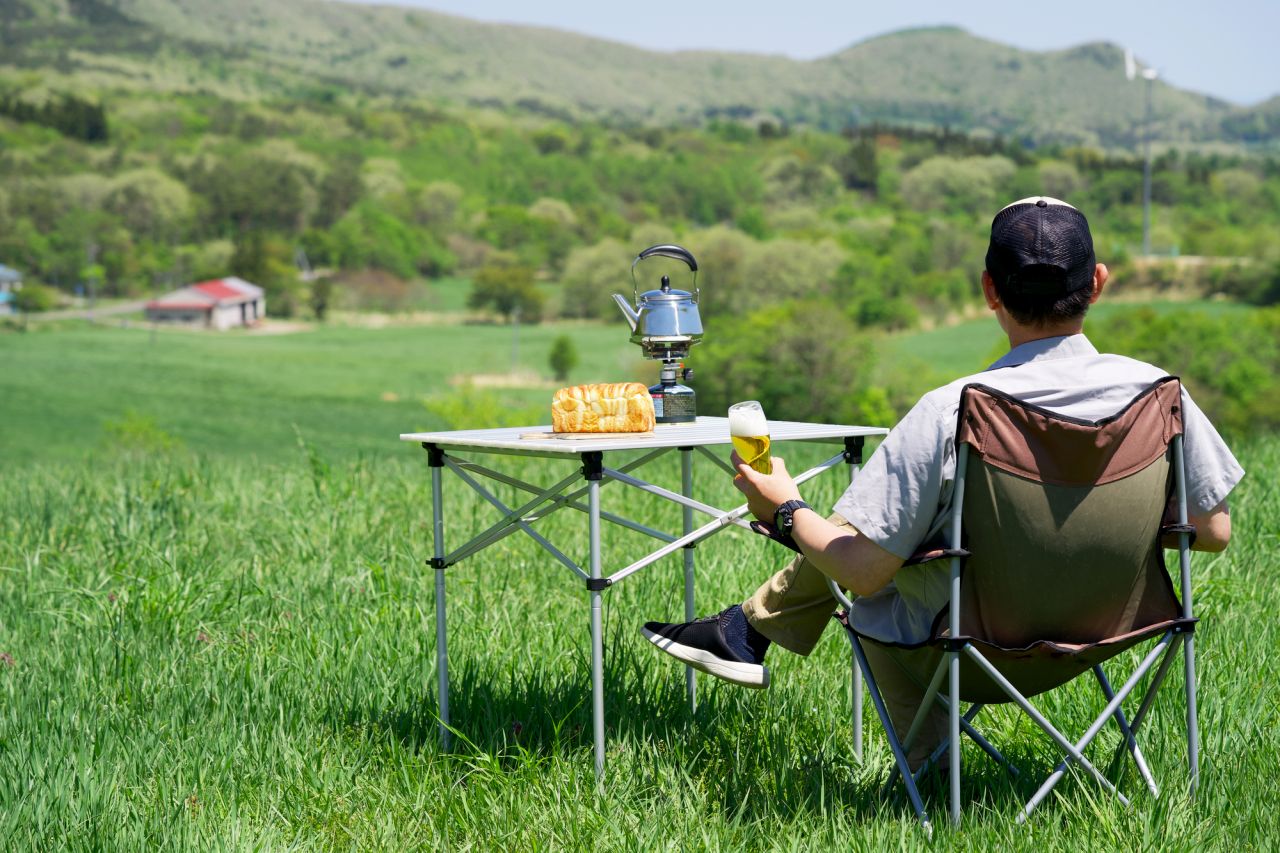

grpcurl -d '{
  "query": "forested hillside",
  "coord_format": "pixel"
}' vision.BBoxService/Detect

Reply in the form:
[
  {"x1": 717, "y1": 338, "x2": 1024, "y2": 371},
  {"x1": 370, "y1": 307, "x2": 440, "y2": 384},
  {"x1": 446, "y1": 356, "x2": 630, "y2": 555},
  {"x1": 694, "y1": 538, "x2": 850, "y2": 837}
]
[{"x1": 2, "y1": 0, "x2": 1275, "y2": 147}]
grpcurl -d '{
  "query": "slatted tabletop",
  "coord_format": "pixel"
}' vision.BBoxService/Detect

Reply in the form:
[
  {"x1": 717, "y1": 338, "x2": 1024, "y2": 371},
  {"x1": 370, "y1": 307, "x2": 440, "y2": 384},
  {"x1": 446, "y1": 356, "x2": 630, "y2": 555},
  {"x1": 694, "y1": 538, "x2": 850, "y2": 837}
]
[{"x1": 401, "y1": 416, "x2": 887, "y2": 455}]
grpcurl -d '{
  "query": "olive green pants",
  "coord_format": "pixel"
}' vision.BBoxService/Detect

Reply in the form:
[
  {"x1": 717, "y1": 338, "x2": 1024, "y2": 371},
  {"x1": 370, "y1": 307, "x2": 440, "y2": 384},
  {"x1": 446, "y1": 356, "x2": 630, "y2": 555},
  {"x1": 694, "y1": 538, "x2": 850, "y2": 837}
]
[{"x1": 741, "y1": 514, "x2": 947, "y2": 767}]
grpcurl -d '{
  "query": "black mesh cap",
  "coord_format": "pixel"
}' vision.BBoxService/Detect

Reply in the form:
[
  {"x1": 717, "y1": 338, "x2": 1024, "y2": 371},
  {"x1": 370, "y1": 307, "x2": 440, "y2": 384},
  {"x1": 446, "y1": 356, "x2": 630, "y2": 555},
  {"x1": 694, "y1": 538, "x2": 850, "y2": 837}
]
[{"x1": 985, "y1": 197, "x2": 1095, "y2": 297}]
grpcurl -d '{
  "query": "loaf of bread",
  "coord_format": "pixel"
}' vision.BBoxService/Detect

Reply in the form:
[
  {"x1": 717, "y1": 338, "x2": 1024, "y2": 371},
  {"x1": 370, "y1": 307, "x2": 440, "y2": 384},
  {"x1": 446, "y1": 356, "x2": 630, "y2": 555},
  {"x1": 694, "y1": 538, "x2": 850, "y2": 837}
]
[{"x1": 552, "y1": 382, "x2": 655, "y2": 433}]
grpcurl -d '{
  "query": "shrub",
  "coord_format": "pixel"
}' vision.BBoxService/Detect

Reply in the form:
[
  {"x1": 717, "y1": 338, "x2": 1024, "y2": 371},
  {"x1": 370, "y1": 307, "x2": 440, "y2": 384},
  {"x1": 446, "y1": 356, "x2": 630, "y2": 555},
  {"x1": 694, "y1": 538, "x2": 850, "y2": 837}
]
[
  {"x1": 1093, "y1": 307, "x2": 1280, "y2": 434},
  {"x1": 13, "y1": 283, "x2": 60, "y2": 313},
  {"x1": 467, "y1": 254, "x2": 543, "y2": 323},
  {"x1": 559, "y1": 239, "x2": 631, "y2": 320},
  {"x1": 102, "y1": 411, "x2": 183, "y2": 454},
  {"x1": 694, "y1": 299, "x2": 877, "y2": 424},
  {"x1": 423, "y1": 384, "x2": 544, "y2": 430},
  {"x1": 548, "y1": 334, "x2": 578, "y2": 381}
]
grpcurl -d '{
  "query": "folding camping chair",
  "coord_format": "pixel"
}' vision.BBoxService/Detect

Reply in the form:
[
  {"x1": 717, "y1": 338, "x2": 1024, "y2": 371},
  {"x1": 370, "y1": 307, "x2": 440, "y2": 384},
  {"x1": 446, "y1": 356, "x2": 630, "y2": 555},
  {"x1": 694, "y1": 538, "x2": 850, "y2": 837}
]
[{"x1": 828, "y1": 377, "x2": 1200, "y2": 830}]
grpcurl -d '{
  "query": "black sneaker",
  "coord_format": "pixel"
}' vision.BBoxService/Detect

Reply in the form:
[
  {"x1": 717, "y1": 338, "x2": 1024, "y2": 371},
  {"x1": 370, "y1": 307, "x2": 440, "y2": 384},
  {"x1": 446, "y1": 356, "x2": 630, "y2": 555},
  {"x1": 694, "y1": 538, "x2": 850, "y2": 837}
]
[{"x1": 641, "y1": 604, "x2": 771, "y2": 689}]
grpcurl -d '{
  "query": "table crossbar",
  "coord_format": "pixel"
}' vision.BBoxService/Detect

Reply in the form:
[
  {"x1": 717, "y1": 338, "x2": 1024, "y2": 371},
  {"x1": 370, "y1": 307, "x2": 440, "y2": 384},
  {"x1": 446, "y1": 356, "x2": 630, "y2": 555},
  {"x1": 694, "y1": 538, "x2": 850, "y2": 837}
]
[
  {"x1": 442, "y1": 448, "x2": 677, "y2": 565},
  {"x1": 443, "y1": 466, "x2": 585, "y2": 565},
  {"x1": 604, "y1": 451, "x2": 846, "y2": 585},
  {"x1": 452, "y1": 459, "x2": 677, "y2": 544},
  {"x1": 695, "y1": 444, "x2": 738, "y2": 476},
  {"x1": 442, "y1": 445, "x2": 670, "y2": 558},
  {"x1": 446, "y1": 459, "x2": 590, "y2": 581},
  {"x1": 604, "y1": 466, "x2": 756, "y2": 526}
]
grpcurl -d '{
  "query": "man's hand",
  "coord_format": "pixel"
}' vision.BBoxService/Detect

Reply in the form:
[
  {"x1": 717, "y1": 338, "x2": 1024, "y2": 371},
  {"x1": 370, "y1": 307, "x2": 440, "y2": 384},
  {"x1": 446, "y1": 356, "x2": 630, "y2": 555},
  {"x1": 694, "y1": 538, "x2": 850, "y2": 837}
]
[
  {"x1": 731, "y1": 450, "x2": 903, "y2": 597},
  {"x1": 731, "y1": 451, "x2": 803, "y2": 523}
]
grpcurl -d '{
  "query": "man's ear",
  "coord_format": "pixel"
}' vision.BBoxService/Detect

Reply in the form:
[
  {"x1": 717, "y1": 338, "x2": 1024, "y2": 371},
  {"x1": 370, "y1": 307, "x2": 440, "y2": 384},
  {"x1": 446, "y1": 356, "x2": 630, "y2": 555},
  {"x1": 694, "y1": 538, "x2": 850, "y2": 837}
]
[
  {"x1": 981, "y1": 270, "x2": 1001, "y2": 310},
  {"x1": 1090, "y1": 263, "x2": 1109, "y2": 304}
]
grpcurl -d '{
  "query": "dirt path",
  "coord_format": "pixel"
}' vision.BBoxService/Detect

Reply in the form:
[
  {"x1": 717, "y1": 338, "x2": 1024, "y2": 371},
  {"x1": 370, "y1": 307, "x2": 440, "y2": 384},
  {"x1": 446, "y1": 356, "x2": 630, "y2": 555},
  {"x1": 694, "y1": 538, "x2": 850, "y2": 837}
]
[{"x1": 28, "y1": 300, "x2": 147, "y2": 321}]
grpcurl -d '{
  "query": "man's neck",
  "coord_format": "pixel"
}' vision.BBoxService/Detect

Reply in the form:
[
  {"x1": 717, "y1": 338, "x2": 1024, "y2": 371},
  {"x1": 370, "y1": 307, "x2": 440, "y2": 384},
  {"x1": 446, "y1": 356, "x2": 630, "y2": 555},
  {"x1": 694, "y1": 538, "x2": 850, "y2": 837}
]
[{"x1": 1005, "y1": 323, "x2": 1084, "y2": 350}]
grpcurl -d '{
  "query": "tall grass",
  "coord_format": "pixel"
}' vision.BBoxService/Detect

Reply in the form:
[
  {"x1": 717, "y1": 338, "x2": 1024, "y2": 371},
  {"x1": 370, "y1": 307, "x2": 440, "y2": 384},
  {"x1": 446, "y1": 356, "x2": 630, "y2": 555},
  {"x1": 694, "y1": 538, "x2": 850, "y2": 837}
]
[{"x1": 1, "y1": 434, "x2": 1276, "y2": 849}]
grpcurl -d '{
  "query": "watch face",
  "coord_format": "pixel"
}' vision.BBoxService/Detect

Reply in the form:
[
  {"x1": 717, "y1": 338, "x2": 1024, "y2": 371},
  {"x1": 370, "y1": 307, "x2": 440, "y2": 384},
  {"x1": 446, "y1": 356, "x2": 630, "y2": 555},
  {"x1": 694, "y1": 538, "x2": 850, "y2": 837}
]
[
  {"x1": 777, "y1": 506, "x2": 794, "y2": 533},
  {"x1": 776, "y1": 500, "x2": 806, "y2": 534}
]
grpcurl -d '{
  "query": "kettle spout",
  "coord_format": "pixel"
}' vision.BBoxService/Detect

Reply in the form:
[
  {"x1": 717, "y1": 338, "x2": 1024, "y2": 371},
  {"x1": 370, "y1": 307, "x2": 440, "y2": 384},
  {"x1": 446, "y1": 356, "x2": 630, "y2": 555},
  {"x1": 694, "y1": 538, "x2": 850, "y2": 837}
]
[{"x1": 612, "y1": 293, "x2": 639, "y2": 332}]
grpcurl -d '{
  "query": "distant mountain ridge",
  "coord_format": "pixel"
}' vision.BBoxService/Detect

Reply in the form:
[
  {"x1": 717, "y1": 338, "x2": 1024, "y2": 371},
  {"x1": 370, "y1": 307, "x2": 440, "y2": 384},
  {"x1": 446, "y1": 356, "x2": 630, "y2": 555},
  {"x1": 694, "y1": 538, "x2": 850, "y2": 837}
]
[{"x1": 2, "y1": 0, "x2": 1275, "y2": 147}]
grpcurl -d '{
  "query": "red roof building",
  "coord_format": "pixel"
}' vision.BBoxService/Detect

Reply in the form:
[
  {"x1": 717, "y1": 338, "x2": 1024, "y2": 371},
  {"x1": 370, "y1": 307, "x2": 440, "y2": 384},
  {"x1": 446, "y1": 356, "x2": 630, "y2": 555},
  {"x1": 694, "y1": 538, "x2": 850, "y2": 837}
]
[{"x1": 145, "y1": 277, "x2": 266, "y2": 330}]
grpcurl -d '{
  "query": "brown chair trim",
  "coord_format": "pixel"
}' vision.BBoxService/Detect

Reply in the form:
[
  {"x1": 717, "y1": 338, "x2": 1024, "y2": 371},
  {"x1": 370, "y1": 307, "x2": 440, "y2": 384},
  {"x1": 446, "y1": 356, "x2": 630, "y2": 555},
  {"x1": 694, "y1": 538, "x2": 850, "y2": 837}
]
[{"x1": 955, "y1": 376, "x2": 1184, "y2": 487}]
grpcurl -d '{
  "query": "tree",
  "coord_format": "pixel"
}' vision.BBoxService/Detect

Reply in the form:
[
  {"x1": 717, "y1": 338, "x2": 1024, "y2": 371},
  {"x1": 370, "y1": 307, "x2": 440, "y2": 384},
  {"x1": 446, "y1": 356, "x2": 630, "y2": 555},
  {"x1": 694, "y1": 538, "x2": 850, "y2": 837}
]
[
  {"x1": 310, "y1": 276, "x2": 335, "y2": 321},
  {"x1": 836, "y1": 135, "x2": 879, "y2": 193},
  {"x1": 741, "y1": 238, "x2": 845, "y2": 305},
  {"x1": 415, "y1": 181, "x2": 462, "y2": 230},
  {"x1": 1037, "y1": 160, "x2": 1087, "y2": 201},
  {"x1": 231, "y1": 232, "x2": 302, "y2": 317},
  {"x1": 315, "y1": 158, "x2": 365, "y2": 228},
  {"x1": 467, "y1": 254, "x2": 543, "y2": 323},
  {"x1": 103, "y1": 169, "x2": 192, "y2": 242},
  {"x1": 694, "y1": 299, "x2": 877, "y2": 424},
  {"x1": 761, "y1": 155, "x2": 841, "y2": 205},
  {"x1": 900, "y1": 155, "x2": 1016, "y2": 215},
  {"x1": 14, "y1": 283, "x2": 60, "y2": 313},
  {"x1": 683, "y1": 226, "x2": 753, "y2": 319},
  {"x1": 559, "y1": 238, "x2": 631, "y2": 320},
  {"x1": 548, "y1": 334, "x2": 578, "y2": 381}
]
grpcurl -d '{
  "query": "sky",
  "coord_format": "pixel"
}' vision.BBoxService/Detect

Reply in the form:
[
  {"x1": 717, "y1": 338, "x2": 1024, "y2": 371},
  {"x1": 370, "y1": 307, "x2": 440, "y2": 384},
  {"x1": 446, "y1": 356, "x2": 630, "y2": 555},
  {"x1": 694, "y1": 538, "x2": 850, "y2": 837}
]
[{"x1": 344, "y1": 0, "x2": 1278, "y2": 106}]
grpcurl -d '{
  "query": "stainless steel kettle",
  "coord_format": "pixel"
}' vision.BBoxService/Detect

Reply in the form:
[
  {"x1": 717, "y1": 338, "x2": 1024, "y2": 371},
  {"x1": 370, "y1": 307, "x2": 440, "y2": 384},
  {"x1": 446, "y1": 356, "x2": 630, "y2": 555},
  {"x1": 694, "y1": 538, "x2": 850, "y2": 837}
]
[{"x1": 612, "y1": 244, "x2": 703, "y2": 360}]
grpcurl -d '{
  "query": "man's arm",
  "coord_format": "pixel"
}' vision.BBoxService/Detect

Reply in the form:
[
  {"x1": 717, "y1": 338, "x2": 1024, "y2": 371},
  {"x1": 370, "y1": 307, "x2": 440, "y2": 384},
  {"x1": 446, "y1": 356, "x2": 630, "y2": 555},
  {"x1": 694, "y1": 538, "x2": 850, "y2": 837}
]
[
  {"x1": 1165, "y1": 499, "x2": 1231, "y2": 552},
  {"x1": 733, "y1": 454, "x2": 903, "y2": 597},
  {"x1": 788, "y1": 505, "x2": 905, "y2": 596}
]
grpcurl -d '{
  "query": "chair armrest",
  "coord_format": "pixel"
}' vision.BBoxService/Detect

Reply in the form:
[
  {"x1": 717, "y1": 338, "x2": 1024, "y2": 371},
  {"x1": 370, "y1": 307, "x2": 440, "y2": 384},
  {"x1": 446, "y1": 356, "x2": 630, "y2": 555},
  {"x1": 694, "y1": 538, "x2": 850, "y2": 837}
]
[{"x1": 748, "y1": 520, "x2": 803, "y2": 553}]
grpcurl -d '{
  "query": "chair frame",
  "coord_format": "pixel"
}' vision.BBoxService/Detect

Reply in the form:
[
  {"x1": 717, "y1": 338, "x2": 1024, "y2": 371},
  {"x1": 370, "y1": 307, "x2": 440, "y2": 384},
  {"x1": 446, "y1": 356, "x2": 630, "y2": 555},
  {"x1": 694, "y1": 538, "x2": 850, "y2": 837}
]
[{"x1": 828, "y1": 404, "x2": 1200, "y2": 832}]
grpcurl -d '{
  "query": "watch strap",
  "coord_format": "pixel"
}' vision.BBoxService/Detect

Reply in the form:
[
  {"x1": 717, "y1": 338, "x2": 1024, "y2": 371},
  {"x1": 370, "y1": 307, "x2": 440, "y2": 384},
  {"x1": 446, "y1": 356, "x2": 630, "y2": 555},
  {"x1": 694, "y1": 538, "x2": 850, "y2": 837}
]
[{"x1": 774, "y1": 499, "x2": 811, "y2": 532}]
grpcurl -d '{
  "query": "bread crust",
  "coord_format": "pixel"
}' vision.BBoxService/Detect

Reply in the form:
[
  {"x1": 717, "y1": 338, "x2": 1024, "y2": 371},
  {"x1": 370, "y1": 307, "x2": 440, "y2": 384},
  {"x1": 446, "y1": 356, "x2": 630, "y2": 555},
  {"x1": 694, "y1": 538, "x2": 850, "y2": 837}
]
[{"x1": 552, "y1": 382, "x2": 655, "y2": 433}]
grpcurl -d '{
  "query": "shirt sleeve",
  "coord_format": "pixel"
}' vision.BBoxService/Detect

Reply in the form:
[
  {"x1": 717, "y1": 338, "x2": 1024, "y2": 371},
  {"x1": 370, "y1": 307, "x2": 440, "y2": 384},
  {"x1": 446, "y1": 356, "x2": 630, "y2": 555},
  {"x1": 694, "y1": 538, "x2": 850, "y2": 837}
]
[
  {"x1": 832, "y1": 395, "x2": 949, "y2": 559},
  {"x1": 1179, "y1": 387, "x2": 1245, "y2": 513}
]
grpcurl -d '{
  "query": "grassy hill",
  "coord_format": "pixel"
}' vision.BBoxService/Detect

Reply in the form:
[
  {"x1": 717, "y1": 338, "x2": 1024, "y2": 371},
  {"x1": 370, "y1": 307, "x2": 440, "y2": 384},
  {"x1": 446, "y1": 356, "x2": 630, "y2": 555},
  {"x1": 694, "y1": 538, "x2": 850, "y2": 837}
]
[{"x1": 3, "y1": 0, "x2": 1271, "y2": 147}]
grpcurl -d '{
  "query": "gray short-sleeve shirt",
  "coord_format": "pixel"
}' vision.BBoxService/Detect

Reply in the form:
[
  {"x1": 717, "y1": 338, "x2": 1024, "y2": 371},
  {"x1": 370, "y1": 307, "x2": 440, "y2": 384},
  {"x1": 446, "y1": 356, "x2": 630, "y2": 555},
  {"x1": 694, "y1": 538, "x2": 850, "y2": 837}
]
[{"x1": 832, "y1": 333, "x2": 1244, "y2": 645}]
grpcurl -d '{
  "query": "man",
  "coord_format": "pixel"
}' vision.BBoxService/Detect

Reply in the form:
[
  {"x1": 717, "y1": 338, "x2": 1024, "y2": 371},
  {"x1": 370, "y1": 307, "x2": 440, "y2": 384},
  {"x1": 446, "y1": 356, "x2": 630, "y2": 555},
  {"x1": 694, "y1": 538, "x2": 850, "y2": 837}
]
[{"x1": 641, "y1": 197, "x2": 1244, "y2": 767}]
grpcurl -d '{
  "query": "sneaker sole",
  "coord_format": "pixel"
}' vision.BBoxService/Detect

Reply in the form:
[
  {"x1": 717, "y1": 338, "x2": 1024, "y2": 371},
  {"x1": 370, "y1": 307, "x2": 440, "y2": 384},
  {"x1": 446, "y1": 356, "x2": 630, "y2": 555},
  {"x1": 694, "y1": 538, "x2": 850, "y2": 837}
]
[{"x1": 641, "y1": 626, "x2": 770, "y2": 689}]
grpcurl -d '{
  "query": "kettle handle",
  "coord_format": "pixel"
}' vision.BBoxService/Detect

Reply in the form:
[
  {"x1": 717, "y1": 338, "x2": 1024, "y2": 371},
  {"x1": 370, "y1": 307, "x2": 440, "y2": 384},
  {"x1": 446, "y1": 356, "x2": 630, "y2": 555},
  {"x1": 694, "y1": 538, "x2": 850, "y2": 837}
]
[{"x1": 630, "y1": 244, "x2": 699, "y2": 303}]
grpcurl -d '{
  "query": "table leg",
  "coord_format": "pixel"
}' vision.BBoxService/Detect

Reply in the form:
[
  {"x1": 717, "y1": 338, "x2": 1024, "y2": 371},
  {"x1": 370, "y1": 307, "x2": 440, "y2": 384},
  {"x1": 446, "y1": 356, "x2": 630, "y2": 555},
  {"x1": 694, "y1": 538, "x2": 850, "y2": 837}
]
[
  {"x1": 429, "y1": 449, "x2": 450, "y2": 750},
  {"x1": 588, "y1": 475, "x2": 605, "y2": 780},
  {"x1": 680, "y1": 447, "x2": 697, "y2": 713}
]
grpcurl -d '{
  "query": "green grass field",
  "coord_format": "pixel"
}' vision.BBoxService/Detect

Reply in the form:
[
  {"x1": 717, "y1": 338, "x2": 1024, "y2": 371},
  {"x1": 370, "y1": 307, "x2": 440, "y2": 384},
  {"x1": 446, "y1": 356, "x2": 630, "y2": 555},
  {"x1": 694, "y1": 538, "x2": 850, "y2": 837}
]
[
  {"x1": 0, "y1": 318, "x2": 638, "y2": 465},
  {"x1": 2, "y1": 308, "x2": 1277, "y2": 849}
]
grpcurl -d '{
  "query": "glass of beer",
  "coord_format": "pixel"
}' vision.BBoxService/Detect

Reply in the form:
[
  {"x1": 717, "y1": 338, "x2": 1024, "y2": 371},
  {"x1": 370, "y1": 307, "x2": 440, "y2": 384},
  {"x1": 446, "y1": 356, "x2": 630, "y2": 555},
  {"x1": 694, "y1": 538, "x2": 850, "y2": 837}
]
[{"x1": 728, "y1": 400, "x2": 772, "y2": 474}]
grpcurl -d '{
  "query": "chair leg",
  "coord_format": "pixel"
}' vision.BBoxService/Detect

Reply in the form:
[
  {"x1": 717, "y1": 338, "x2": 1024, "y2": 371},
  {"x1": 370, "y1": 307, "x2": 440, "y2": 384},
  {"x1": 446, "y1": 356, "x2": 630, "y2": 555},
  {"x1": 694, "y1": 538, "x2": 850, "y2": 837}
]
[
  {"x1": 1185, "y1": 634, "x2": 1200, "y2": 795},
  {"x1": 852, "y1": 647, "x2": 863, "y2": 762},
  {"x1": 961, "y1": 645, "x2": 1137, "y2": 822},
  {"x1": 902, "y1": 657, "x2": 948, "y2": 755},
  {"x1": 848, "y1": 635, "x2": 932, "y2": 832},
  {"x1": 879, "y1": 659, "x2": 947, "y2": 796},
  {"x1": 931, "y1": 696, "x2": 1020, "y2": 779},
  {"x1": 1106, "y1": 633, "x2": 1183, "y2": 778},
  {"x1": 908, "y1": 705, "x2": 1018, "y2": 789},
  {"x1": 1093, "y1": 665, "x2": 1159, "y2": 797},
  {"x1": 997, "y1": 636, "x2": 1173, "y2": 822},
  {"x1": 949, "y1": 649, "x2": 961, "y2": 826}
]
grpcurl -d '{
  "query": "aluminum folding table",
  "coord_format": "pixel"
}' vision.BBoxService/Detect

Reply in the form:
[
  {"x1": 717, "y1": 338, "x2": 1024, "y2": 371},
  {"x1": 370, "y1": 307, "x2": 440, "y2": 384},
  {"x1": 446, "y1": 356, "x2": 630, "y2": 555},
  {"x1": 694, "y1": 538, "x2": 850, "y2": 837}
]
[{"x1": 400, "y1": 416, "x2": 888, "y2": 776}]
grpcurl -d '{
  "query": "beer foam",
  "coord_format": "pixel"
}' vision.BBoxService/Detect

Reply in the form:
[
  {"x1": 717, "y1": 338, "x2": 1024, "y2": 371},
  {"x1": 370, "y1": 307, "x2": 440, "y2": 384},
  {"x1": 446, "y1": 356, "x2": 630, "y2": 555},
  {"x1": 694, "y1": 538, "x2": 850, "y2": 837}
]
[{"x1": 728, "y1": 402, "x2": 768, "y2": 437}]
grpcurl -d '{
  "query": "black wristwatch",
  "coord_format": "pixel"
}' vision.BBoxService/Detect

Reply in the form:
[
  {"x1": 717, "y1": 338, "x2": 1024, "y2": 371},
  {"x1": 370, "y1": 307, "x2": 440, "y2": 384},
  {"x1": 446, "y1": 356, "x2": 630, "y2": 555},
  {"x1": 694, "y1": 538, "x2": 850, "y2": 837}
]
[{"x1": 774, "y1": 500, "x2": 811, "y2": 536}]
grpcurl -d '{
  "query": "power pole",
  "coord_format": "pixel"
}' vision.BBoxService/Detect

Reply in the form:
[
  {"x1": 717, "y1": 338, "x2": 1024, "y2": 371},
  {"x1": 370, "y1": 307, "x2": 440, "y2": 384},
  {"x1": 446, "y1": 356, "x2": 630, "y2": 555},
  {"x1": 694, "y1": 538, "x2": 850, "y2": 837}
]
[
  {"x1": 1141, "y1": 68, "x2": 1156, "y2": 257},
  {"x1": 1125, "y1": 49, "x2": 1158, "y2": 257}
]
